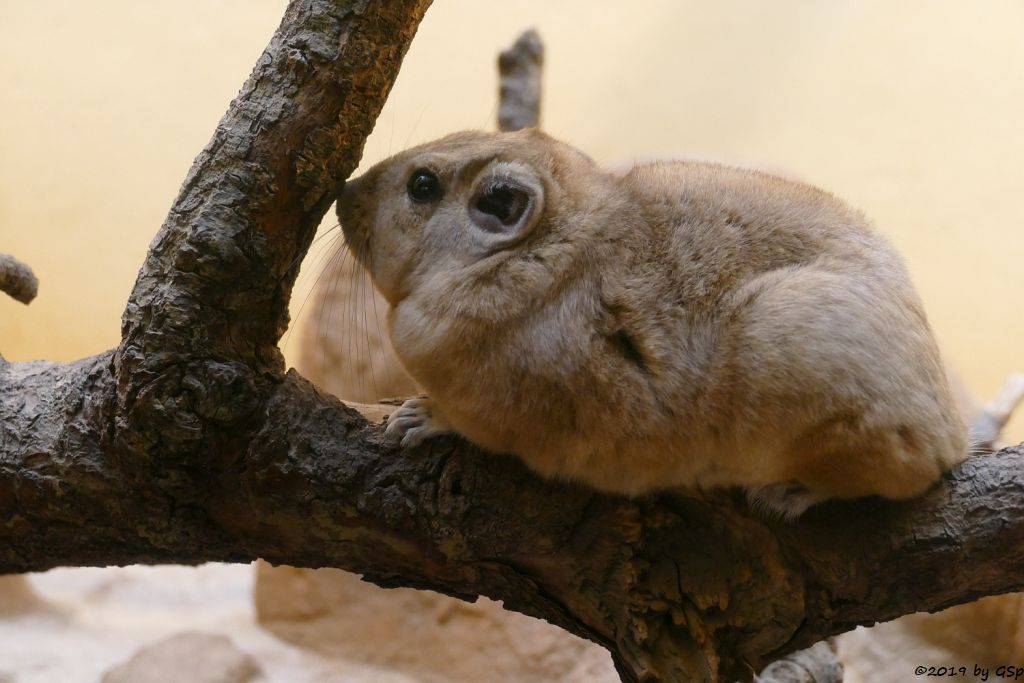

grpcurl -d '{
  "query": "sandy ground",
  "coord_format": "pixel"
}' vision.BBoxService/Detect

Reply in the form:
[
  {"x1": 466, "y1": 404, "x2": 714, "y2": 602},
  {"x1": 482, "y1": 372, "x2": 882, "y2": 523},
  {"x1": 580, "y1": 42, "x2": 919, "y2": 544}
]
[{"x1": 0, "y1": 564, "x2": 416, "y2": 683}]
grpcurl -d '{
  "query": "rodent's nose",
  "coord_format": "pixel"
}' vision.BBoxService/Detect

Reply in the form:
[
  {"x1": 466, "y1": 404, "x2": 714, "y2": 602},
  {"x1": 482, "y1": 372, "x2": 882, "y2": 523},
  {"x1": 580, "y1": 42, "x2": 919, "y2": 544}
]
[
  {"x1": 337, "y1": 174, "x2": 364, "y2": 223},
  {"x1": 342, "y1": 174, "x2": 364, "y2": 198}
]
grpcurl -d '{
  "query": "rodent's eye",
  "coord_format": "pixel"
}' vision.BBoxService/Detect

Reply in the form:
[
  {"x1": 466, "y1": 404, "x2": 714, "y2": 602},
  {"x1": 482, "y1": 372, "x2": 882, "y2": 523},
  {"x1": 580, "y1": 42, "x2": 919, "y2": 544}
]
[{"x1": 407, "y1": 169, "x2": 443, "y2": 203}]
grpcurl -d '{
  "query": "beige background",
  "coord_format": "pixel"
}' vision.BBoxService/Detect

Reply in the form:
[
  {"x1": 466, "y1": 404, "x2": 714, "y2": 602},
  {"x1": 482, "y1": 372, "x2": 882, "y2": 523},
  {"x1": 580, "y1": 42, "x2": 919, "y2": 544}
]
[{"x1": 2, "y1": 0, "x2": 1022, "y2": 441}]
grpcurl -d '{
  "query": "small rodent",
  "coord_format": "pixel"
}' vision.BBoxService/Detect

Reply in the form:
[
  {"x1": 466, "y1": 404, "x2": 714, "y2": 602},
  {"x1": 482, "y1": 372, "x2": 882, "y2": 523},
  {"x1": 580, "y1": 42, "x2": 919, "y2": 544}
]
[{"x1": 337, "y1": 128, "x2": 966, "y2": 517}]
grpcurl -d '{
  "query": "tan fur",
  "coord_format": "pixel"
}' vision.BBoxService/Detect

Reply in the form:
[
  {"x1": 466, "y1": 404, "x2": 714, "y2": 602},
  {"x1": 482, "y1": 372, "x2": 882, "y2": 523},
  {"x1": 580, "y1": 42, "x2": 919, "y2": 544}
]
[
  {"x1": 295, "y1": 251, "x2": 417, "y2": 404},
  {"x1": 337, "y1": 129, "x2": 966, "y2": 515}
]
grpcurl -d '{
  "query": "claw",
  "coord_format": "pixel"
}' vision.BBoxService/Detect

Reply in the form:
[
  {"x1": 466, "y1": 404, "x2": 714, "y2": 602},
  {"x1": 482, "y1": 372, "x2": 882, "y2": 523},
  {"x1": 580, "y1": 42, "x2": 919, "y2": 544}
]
[{"x1": 385, "y1": 397, "x2": 451, "y2": 447}]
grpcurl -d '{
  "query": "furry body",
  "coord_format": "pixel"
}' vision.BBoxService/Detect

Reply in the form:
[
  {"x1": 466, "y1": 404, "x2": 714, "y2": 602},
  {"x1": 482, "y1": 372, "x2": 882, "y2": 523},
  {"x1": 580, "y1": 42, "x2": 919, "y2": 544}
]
[{"x1": 338, "y1": 129, "x2": 966, "y2": 515}]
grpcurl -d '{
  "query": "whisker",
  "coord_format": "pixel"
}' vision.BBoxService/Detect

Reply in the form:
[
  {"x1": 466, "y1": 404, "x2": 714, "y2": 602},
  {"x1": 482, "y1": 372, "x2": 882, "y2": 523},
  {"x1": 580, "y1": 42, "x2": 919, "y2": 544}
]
[
  {"x1": 366, "y1": 246, "x2": 394, "y2": 398},
  {"x1": 282, "y1": 231, "x2": 343, "y2": 352},
  {"x1": 388, "y1": 106, "x2": 396, "y2": 157},
  {"x1": 404, "y1": 104, "x2": 429, "y2": 149},
  {"x1": 352, "y1": 234, "x2": 371, "y2": 401},
  {"x1": 285, "y1": 222, "x2": 340, "y2": 275},
  {"x1": 340, "y1": 236, "x2": 359, "y2": 397},
  {"x1": 360, "y1": 244, "x2": 380, "y2": 401},
  {"x1": 327, "y1": 242, "x2": 360, "y2": 395},
  {"x1": 355, "y1": 249, "x2": 368, "y2": 401},
  {"x1": 316, "y1": 235, "x2": 352, "y2": 373},
  {"x1": 483, "y1": 98, "x2": 500, "y2": 131},
  {"x1": 351, "y1": 243, "x2": 366, "y2": 399}
]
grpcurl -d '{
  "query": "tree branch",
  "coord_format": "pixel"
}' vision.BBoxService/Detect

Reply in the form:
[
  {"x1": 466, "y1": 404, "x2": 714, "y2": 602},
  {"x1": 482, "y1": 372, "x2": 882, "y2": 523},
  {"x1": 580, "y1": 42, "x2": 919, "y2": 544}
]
[
  {"x1": 0, "y1": 254, "x2": 38, "y2": 304},
  {"x1": 755, "y1": 643, "x2": 842, "y2": 683},
  {"x1": 2, "y1": 2, "x2": 1020, "y2": 682},
  {"x1": 497, "y1": 29, "x2": 544, "y2": 132},
  {"x1": 5, "y1": 345, "x2": 1024, "y2": 680}
]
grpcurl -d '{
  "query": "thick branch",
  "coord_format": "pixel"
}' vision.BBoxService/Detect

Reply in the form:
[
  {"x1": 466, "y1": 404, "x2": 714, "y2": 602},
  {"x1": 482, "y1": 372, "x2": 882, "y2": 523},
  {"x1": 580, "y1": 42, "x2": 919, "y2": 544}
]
[
  {"x1": 117, "y1": 0, "x2": 432, "y2": 395},
  {"x1": 497, "y1": 29, "x2": 544, "y2": 132},
  {"x1": 2, "y1": 2, "x2": 1019, "y2": 682},
  {"x1": 4, "y1": 350, "x2": 1024, "y2": 681},
  {"x1": 112, "y1": 0, "x2": 432, "y2": 487}
]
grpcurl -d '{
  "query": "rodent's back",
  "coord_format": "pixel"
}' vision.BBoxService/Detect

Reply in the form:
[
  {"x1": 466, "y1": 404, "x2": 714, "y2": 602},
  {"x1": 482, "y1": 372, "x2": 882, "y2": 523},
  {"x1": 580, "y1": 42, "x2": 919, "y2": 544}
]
[
  {"x1": 620, "y1": 161, "x2": 895, "y2": 311},
  {"x1": 613, "y1": 160, "x2": 965, "y2": 496}
]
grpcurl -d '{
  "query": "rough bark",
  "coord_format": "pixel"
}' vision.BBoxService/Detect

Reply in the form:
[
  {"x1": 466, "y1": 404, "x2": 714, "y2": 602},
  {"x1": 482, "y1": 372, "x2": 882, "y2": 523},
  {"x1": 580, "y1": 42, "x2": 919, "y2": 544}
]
[
  {"x1": 0, "y1": 254, "x2": 38, "y2": 304},
  {"x1": 5, "y1": 349, "x2": 1024, "y2": 681},
  {"x1": 1, "y1": 2, "x2": 1022, "y2": 682}
]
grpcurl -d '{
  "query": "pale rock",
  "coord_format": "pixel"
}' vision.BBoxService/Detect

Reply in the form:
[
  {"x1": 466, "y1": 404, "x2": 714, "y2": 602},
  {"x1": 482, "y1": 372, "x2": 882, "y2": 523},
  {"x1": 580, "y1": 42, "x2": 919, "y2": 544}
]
[
  {"x1": 100, "y1": 631, "x2": 260, "y2": 683},
  {"x1": 255, "y1": 562, "x2": 618, "y2": 683},
  {"x1": 837, "y1": 594, "x2": 1024, "y2": 683},
  {"x1": 0, "y1": 575, "x2": 45, "y2": 617}
]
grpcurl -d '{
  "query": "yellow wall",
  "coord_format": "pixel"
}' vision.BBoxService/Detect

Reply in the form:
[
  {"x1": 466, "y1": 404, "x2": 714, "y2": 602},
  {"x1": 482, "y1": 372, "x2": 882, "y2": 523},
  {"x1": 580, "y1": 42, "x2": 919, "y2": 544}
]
[{"x1": 2, "y1": 1, "x2": 1022, "y2": 440}]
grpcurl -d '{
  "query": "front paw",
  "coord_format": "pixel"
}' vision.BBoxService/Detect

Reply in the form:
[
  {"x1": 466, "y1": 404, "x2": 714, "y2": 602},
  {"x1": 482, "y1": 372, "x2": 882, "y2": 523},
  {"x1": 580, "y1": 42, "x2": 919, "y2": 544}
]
[{"x1": 385, "y1": 397, "x2": 451, "y2": 448}]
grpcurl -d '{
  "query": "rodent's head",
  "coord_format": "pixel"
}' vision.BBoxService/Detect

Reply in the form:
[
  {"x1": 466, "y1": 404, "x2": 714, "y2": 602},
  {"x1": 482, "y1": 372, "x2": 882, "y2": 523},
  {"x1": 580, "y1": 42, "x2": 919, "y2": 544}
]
[{"x1": 336, "y1": 129, "x2": 607, "y2": 314}]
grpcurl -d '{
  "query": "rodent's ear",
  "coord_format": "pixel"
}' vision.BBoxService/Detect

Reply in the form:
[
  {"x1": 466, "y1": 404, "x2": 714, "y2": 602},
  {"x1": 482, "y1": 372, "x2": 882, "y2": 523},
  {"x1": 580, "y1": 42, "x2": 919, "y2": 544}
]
[{"x1": 467, "y1": 161, "x2": 543, "y2": 250}]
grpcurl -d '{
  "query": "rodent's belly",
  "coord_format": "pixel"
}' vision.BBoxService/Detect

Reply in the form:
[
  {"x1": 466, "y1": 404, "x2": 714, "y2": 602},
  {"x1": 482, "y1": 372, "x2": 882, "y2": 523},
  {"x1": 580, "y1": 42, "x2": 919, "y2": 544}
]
[
  {"x1": 448, "y1": 407, "x2": 780, "y2": 497},
  {"x1": 547, "y1": 438, "x2": 780, "y2": 496}
]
